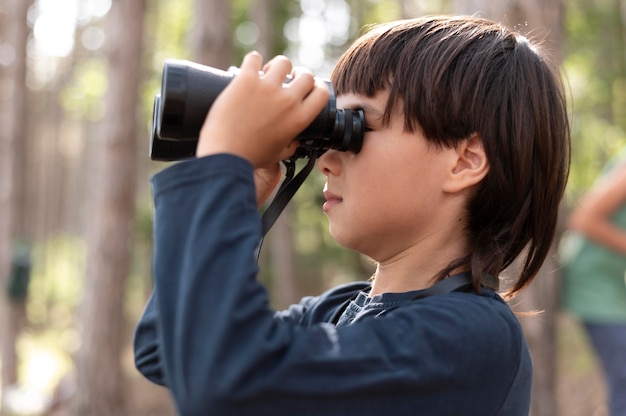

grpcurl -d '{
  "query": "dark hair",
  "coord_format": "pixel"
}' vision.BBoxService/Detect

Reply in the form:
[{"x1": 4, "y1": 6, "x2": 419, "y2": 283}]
[{"x1": 331, "y1": 15, "x2": 571, "y2": 297}]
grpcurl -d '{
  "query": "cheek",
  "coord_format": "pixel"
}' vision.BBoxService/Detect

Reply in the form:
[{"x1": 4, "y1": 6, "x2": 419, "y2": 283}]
[{"x1": 345, "y1": 133, "x2": 445, "y2": 205}]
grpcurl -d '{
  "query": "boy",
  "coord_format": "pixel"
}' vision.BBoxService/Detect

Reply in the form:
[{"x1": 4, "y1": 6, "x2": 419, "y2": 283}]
[{"x1": 135, "y1": 15, "x2": 570, "y2": 415}]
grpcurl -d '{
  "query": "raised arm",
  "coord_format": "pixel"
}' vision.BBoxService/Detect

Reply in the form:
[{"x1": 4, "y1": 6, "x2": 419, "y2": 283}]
[{"x1": 569, "y1": 161, "x2": 626, "y2": 254}]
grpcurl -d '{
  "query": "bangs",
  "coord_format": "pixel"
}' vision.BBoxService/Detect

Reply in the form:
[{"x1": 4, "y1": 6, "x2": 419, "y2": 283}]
[
  {"x1": 330, "y1": 22, "x2": 398, "y2": 97},
  {"x1": 330, "y1": 21, "x2": 416, "y2": 131},
  {"x1": 330, "y1": 16, "x2": 519, "y2": 144}
]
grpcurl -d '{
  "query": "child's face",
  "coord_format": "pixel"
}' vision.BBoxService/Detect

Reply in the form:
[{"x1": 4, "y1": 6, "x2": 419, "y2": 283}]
[{"x1": 317, "y1": 91, "x2": 466, "y2": 262}]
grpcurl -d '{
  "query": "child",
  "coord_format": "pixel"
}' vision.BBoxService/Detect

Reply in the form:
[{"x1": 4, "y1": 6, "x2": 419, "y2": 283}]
[{"x1": 134, "y1": 15, "x2": 570, "y2": 415}]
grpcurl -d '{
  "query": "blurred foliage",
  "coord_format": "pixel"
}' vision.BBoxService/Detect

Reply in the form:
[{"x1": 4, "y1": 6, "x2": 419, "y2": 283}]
[
  {"x1": 562, "y1": 0, "x2": 626, "y2": 202},
  {"x1": 59, "y1": 57, "x2": 108, "y2": 121},
  {"x1": 21, "y1": 235, "x2": 84, "y2": 391},
  {"x1": 27, "y1": 235, "x2": 84, "y2": 331}
]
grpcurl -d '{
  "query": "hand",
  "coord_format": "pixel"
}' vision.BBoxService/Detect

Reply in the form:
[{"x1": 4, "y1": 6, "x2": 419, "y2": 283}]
[
  {"x1": 254, "y1": 163, "x2": 282, "y2": 207},
  {"x1": 196, "y1": 52, "x2": 330, "y2": 168}
]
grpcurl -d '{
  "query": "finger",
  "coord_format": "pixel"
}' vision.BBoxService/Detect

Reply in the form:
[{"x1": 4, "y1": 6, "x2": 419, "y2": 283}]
[
  {"x1": 286, "y1": 70, "x2": 316, "y2": 98},
  {"x1": 262, "y1": 55, "x2": 292, "y2": 84},
  {"x1": 239, "y1": 51, "x2": 264, "y2": 77},
  {"x1": 262, "y1": 55, "x2": 290, "y2": 73},
  {"x1": 291, "y1": 66, "x2": 313, "y2": 78},
  {"x1": 299, "y1": 78, "x2": 331, "y2": 113}
]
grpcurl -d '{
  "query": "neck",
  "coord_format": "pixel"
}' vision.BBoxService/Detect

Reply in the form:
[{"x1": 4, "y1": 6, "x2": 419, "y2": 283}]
[{"x1": 369, "y1": 232, "x2": 468, "y2": 296}]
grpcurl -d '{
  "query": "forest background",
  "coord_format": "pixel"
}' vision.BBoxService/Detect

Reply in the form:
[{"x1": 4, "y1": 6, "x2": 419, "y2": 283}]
[{"x1": 0, "y1": 0, "x2": 624, "y2": 415}]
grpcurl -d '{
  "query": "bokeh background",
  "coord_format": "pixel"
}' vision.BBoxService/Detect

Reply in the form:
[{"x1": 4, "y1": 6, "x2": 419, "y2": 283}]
[{"x1": 0, "y1": 0, "x2": 624, "y2": 415}]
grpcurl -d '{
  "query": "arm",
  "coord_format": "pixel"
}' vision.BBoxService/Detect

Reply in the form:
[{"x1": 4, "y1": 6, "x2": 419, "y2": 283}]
[
  {"x1": 569, "y1": 161, "x2": 626, "y2": 254},
  {"x1": 148, "y1": 155, "x2": 526, "y2": 416},
  {"x1": 134, "y1": 52, "x2": 327, "y2": 390},
  {"x1": 132, "y1": 248, "x2": 328, "y2": 387}
]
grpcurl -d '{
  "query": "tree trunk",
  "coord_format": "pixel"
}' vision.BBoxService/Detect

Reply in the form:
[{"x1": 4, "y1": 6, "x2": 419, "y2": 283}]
[
  {"x1": 252, "y1": 0, "x2": 272, "y2": 58},
  {"x1": 71, "y1": 0, "x2": 146, "y2": 414},
  {"x1": 504, "y1": 250, "x2": 561, "y2": 416},
  {"x1": 0, "y1": 0, "x2": 31, "y2": 410},
  {"x1": 267, "y1": 208, "x2": 298, "y2": 308},
  {"x1": 191, "y1": 0, "x2": 233, "y2": 68}
]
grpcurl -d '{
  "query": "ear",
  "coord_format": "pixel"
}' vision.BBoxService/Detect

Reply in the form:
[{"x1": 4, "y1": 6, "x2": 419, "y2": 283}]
[{"x1": 442, "y1": 133, "x2": 489, "y2": 194}]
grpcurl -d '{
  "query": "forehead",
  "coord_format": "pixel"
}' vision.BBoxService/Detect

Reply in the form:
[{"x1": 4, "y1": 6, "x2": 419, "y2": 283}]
[{"x1": 337, "y1": 92, "x2": 388, "y2": 121}]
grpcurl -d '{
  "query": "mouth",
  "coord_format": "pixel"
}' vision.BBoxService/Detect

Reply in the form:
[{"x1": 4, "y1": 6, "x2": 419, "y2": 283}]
[{"x1": 322, "y1": 189, "x2": 342, "y2": 213}]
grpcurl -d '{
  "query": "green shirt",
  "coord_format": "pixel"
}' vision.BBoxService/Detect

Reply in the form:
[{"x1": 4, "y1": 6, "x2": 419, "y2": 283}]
[{"x1": 561, "y1": 160, "x2": 626, "y2": 323}]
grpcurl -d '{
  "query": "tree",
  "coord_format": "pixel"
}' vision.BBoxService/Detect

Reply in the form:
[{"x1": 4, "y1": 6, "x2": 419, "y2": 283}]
[
  {"x1": 0, "y1": 0, "x2": 32, "y2": 410},
  {"x1": 71, "y1": 0, "x2": 147, "y2": 414},
  {"x1": 191, "y1": 0, "x2": 233, "y2": 67}
]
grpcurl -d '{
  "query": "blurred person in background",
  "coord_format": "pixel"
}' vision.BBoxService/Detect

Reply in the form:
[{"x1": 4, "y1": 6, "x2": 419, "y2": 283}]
[{"x1": 561, "y1": 149, "x2": 626, "y2": 416}]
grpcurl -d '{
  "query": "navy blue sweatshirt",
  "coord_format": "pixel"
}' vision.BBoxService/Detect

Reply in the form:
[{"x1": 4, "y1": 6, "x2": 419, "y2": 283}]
[{"x1": 133, "y1": 154, "x2": 532, "y2": 415}]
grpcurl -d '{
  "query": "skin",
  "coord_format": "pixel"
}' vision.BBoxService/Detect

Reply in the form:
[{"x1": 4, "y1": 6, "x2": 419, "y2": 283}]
[
  {"x1": 569, "y1": 162, "x2": 626, "y2": 255},
  {"x1": 196, "y1": 51, "x2": 330, "y2": 206},
  {"x1": 317, "y1": 93, "x2": 489, "y2": 295},
  {"x1": 197, "y1": 52, "x2": 490, "y2": 295}
]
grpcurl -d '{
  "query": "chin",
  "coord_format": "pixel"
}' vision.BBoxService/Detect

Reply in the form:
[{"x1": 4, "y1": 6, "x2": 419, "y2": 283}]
[{"x1": 329, "y1": 227, "x2": 366, "y2": 255}]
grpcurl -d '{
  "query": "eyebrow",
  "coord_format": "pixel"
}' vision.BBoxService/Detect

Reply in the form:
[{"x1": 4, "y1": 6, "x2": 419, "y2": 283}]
[{"x1": 348, "y1": 103, "x2": 385, "y2": 121}]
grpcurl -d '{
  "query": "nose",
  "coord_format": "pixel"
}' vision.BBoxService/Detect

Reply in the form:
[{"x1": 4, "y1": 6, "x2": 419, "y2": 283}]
[{"x1": 317, "y1": 149, "x2": 342, "y2": 177}]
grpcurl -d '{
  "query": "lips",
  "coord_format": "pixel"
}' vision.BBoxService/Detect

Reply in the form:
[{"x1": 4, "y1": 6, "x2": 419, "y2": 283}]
[{"x1": 322, "y1": 189, "x2": 342, "y2": 213}]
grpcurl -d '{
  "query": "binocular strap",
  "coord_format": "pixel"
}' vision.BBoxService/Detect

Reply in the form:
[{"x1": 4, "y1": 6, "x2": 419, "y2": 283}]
[{"x1": 256, "y1": 155, "x2": 317, "y2": 261}]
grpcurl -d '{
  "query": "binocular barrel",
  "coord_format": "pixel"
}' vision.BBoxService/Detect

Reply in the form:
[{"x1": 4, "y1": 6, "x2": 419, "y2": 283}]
[{"x1": 149, "y1": 59, "x2": 364, "y2": 161}]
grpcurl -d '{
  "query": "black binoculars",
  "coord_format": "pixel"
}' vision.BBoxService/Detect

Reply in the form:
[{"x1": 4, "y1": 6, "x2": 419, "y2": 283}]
[{"x1": 149, "y1": 60, "x2": 365, "y2": 161}]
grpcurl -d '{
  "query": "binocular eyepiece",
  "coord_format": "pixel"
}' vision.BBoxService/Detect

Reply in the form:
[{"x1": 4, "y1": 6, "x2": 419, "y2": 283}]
[{"x1": 149, "y1": 60, "x2": 365, "y2": 161}]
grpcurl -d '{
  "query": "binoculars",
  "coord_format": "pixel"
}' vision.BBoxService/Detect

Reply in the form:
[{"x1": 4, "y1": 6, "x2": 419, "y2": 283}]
[{"x1": 149, "y1": 60, "x2": 365, "y2": 161}]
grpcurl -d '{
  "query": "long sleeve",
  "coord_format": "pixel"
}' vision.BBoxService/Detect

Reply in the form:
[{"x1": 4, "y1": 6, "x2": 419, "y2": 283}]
[
  {"x1": 134, "y1": 154, "x2": 531, "y2": 416},
  {"x1": 133, "y1": 291, "x2": 166, "y2": 385}
]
